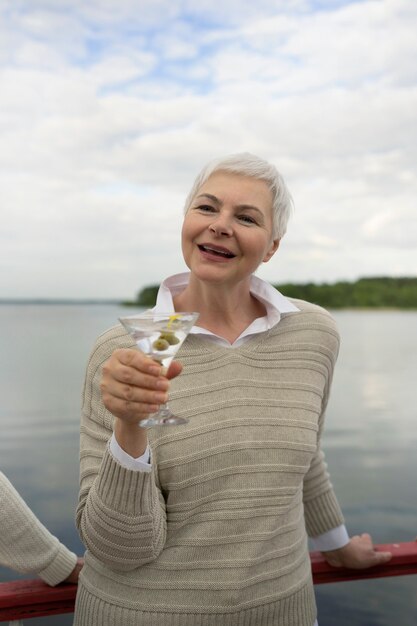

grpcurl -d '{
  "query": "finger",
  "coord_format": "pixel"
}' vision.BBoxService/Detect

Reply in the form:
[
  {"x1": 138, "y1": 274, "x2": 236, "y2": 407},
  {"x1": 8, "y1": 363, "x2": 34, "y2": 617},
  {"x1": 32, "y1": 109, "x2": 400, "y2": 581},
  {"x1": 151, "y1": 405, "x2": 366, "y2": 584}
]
[
  {"x1": 353, "y1": 533, "x2": 372, "y2": 548},
  {"x1": 102, "y1": 379, "x2": 168, "y2": 406},
  {"x1": 116, "y1": 348, "x2": 163, "y2": 375},
  {"x1": 374, "y1": 551, "x2": 392, "y2": 563},
  {"x1": 166, "y1": 360, "x2": 183, "y2": 380},
  {"x1": 362, "y1": 551, "x2": 392, "y2": 569},
  {"x1": 103, "y1": 395, "x2": 161, "y2": 421},
  {"x1": 116, "y1": 367, "x2": 170, "y2": 391},
  {"x1": 103, "y1": 358, "x2": 169, "y2": 390}
]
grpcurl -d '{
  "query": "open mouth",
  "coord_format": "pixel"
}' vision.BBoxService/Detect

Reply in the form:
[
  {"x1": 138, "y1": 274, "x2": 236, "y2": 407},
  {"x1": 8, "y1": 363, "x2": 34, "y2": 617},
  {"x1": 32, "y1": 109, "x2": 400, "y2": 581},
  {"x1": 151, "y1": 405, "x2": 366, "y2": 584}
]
[{"x1": 197, "y1": 244, "x2": 236, "y2": 259}]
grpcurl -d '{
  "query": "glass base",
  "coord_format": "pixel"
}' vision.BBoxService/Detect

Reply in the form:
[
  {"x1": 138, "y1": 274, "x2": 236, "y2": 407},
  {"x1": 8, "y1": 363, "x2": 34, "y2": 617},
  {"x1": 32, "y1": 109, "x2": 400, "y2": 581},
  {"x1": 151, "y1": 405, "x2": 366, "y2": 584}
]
[{"x1": 139, "y1": 405, "x2": 188, "y2": 427}]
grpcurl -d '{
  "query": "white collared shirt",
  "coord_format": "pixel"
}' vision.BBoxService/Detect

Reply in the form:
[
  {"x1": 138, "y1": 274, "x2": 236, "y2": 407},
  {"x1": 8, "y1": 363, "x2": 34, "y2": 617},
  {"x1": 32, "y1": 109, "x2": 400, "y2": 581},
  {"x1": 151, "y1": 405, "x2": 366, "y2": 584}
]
[
  {"x1": 155, "y1": 271, "x2": 300, "y2": 347},
  {"x1": 110, "y1": 272, "x2": 349, "y2": 560}
]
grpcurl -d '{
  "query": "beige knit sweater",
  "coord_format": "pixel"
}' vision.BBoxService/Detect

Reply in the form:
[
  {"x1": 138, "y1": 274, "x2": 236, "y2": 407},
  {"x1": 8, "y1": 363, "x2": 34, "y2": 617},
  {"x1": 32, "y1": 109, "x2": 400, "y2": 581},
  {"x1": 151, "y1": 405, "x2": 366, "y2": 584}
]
[
  {"x1": 0, "y1": 471, "x2": 77, "y2": 585},
  {"x1": 75, "y1": 299, "x2": 344, "y2": 626}
]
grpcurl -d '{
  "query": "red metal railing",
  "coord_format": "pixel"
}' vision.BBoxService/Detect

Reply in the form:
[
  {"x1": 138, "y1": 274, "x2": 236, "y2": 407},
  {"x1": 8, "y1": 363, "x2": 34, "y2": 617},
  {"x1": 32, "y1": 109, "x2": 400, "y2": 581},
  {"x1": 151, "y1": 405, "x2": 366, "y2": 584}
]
[{"x1": 0, "y1": 542, "x2": 416, "y2": 623}]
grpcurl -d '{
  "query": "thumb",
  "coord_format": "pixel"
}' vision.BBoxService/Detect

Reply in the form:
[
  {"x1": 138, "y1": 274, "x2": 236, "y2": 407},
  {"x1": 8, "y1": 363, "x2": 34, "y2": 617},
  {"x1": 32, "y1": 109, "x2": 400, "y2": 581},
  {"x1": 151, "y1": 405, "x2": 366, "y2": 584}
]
[{"x1": 165, "y1": 360, "x2": 183, "y2": 380}]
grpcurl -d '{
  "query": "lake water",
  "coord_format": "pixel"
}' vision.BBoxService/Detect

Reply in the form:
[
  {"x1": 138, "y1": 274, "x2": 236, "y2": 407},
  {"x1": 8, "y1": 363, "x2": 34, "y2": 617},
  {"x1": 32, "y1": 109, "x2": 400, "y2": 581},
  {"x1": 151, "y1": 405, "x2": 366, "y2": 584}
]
[{"x1": 0, "y1": 305, "x2": 416, "y2": 626}]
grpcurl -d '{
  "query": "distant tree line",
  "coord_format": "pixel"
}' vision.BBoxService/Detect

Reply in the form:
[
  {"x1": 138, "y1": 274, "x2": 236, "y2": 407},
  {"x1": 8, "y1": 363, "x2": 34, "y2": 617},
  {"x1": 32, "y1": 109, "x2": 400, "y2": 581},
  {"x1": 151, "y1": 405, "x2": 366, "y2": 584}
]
[
  {"x1": 127, "y1": 277, "x2": 417, "y2": 309},
  {"x1": 275, "y1": 277, "x2": 417, "y2": 309}
]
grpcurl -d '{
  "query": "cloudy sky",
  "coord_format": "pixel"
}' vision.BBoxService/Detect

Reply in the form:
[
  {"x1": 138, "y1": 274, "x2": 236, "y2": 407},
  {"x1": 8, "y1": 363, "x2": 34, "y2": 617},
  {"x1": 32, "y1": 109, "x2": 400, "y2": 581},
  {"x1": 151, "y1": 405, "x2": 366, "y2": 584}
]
[{"x1": 1, "y1": 0, "x2": 416, "y2": 299}]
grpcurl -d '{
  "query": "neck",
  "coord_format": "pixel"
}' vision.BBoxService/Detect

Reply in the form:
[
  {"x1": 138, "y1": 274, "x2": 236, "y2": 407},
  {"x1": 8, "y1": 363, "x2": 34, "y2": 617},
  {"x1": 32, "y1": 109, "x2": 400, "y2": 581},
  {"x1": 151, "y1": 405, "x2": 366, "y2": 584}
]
[{"x1": 173, "y1": 275, "x2": 266, "y2": 343}]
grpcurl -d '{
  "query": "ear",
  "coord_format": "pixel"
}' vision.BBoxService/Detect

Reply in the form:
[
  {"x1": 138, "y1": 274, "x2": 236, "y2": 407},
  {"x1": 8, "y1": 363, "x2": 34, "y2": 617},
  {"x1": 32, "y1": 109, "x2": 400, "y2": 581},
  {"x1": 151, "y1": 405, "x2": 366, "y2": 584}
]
[{"x1": 263, "y1": 238, "x2": 280, "y2": 263}]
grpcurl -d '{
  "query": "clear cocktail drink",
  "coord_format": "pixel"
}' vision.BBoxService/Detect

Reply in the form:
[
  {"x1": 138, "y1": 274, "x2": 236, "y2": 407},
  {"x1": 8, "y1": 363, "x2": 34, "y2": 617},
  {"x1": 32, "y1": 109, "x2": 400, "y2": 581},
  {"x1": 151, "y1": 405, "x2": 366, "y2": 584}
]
[{"x1": 119, "y1": 311, "x2": 199, "y2": 426}]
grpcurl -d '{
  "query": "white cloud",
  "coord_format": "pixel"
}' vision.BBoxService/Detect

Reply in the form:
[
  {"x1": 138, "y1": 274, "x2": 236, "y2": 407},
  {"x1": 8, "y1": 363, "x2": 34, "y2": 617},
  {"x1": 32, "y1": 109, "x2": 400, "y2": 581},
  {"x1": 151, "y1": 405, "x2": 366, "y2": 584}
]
[{"x1": 0, "y1": 0, "x2": 416, "y2": 298}]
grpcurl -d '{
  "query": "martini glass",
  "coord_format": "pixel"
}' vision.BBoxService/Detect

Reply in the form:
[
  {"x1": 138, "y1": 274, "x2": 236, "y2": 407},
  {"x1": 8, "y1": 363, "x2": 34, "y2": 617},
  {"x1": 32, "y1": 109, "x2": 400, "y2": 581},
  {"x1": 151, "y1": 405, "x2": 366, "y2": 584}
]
[{"x1": 118, "y1": 311, "x2": 199, "y2": 427}]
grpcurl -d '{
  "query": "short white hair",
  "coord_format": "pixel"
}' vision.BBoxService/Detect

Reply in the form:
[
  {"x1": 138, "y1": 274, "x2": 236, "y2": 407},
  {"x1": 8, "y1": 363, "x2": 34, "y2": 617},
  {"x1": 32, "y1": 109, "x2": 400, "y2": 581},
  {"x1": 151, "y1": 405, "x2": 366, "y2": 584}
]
[{"x1": 183, "y1": 152, "x2": 293, "y2": 239}]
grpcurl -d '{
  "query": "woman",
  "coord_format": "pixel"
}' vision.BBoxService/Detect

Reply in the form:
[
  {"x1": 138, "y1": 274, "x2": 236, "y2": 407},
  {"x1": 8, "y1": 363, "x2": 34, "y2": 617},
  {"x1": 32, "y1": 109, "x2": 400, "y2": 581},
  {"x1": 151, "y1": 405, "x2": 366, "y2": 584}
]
[
  {"x1": 0, "y1": 471, "x2": 82, "y2": 585},
  {"x1": 75, "y1": 153, "x2": 391, "y2": 625}
]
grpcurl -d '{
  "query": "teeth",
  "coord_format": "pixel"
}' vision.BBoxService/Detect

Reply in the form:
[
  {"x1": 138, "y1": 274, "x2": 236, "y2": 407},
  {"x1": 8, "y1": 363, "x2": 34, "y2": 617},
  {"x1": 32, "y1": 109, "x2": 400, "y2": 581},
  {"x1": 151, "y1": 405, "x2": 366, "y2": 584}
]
[{"x1": 201, "y1": 245, "x2": 233, "y2": 258}]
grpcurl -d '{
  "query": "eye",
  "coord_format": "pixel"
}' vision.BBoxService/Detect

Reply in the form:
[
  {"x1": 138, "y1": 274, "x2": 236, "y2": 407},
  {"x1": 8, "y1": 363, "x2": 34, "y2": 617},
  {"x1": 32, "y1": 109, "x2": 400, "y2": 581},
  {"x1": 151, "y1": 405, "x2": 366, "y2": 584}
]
[
  {"x1": 196, "y1": 204, "x2": 216, "y2": 213},
  {"x1": 238, "y1": 214, "x2": 257, "y2": 225}
]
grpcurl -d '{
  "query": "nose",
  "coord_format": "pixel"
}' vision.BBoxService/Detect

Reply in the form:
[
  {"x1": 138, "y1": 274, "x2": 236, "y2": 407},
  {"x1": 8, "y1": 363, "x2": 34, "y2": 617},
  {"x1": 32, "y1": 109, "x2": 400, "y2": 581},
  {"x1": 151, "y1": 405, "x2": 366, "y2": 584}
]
[{"x1": 208, "y1": 212, "x2": 233, "y2": 237}]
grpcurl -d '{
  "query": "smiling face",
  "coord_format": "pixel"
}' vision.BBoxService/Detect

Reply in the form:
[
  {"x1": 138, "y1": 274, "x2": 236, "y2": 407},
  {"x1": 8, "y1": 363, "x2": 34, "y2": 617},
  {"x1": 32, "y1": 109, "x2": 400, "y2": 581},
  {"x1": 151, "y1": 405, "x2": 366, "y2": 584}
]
[{"x1": 181, "y1": 171, "x2": 280, "y2": 288}]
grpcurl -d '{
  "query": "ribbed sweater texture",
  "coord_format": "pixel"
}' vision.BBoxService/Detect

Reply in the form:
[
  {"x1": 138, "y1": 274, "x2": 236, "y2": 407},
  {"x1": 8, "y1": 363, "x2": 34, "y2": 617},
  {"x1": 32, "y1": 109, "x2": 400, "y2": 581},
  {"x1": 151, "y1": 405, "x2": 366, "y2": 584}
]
[
  {"x1": 75, "y1": 300, "x2": 344, "y2": 625},
  {"x1": 0, "y1": 471, "x2": 77, "y2": 586}
]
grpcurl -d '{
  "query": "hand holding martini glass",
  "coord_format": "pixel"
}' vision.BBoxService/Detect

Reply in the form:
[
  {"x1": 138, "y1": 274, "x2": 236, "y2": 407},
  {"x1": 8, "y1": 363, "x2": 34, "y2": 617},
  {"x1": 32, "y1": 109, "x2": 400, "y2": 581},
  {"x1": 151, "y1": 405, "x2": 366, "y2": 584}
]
[{"x1": 118, "y1": 311, "x2": 199, "y2": 427}]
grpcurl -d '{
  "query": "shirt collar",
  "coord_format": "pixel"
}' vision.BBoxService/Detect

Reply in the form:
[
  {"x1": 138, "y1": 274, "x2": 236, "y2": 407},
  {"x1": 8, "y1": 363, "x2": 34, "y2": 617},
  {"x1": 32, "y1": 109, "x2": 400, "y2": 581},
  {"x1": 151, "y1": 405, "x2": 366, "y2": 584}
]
[{"x1": 154, "y1": 272, "x2": 299, "y2": 341}]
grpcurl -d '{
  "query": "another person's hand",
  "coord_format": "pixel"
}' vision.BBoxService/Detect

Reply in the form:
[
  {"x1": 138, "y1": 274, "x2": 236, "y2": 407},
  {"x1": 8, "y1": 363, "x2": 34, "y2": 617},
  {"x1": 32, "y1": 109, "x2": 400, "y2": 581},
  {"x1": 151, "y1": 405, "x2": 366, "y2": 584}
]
[
  {"x1": 63, "y1": 557, "x2": 84, "y2": 584},
  {"x1": 321, "y1": 533, "x2": 392, "y2": 569},
  {"x1": 101, "y1": 348, "x2": 182, "y2": 425}
]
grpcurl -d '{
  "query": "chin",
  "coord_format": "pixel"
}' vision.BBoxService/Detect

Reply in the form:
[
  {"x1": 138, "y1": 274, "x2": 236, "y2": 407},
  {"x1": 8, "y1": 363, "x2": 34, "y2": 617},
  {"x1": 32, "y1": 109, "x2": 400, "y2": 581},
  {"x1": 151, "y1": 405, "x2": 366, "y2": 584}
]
[{"x1": 191, "y1": 266, "x2": 231, "y2": 282}]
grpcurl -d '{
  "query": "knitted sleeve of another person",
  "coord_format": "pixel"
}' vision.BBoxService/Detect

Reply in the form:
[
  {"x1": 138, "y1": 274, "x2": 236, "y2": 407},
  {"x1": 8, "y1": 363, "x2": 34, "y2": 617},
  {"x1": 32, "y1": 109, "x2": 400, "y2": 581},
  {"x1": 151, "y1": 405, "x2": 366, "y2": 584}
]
[{"x1": 0, "y1": 471, "x2": 77, "y2": 586}]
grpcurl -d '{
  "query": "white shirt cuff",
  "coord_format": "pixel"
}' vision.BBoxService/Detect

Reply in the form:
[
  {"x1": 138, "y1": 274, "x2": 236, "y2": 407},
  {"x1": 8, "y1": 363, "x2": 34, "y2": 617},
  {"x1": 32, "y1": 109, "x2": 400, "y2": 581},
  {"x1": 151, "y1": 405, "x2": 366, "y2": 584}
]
[
  {"x1": 309, "y1": 524, "x2": 350, "y2": 552},
  {"x1": 109, "y1": 433, "x2": 152, "y2": 472}
]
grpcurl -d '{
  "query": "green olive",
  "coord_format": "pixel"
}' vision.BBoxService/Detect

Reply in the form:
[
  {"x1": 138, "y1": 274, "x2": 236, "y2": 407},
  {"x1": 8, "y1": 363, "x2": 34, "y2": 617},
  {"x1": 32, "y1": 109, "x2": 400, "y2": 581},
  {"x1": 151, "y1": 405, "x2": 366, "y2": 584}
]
[
  {"x1": 152, "y1": 338, "x2": 170, "y2": 351},
  {"x1": 160, "y1": 331, "x2": 180, "y2": 345}
]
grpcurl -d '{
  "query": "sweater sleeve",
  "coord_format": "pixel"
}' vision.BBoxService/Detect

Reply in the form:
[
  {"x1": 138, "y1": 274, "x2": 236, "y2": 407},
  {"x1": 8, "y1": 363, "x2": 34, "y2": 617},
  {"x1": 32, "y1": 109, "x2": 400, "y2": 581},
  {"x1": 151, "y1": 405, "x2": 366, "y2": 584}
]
[
  {"x1": 302, "y1": 309, "x2": 345, "y2": 537},
  {"x1": 302, "y1": 444, "x2": 345, "y2": 537},
  {"x1": 0, "y1": 472, "x2": 77, "y2": 586},
  {"x1": 75, "y1": 327, "x2": 167, "y2": 572}
]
